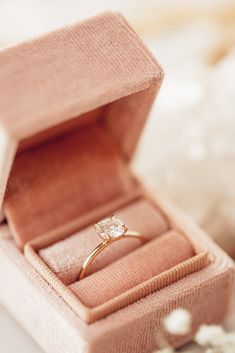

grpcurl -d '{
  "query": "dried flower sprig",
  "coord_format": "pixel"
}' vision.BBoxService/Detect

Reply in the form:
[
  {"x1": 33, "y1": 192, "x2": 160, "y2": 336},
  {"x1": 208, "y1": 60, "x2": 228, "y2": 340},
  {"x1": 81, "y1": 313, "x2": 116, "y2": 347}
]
[
  {"x1": 195, "y1": 325, "x2": 235, "y2": 353},
  {"x1": 154, "y1": 309, "x2": 235, "y2": 353}
]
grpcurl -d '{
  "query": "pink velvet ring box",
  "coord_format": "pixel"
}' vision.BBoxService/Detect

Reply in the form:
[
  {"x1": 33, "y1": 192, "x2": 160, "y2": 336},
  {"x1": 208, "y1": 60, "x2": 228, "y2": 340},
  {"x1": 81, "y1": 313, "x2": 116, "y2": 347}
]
[{"x1": 0, "y1": 11, "x2": 234, "y2": 353}]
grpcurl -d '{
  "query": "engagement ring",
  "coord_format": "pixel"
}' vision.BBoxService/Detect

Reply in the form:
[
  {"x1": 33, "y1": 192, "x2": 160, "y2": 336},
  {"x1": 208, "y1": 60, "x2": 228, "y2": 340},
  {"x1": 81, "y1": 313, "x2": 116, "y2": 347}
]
[{"x1": 78, "y1": 215, "x2": 145, "y2": 280}]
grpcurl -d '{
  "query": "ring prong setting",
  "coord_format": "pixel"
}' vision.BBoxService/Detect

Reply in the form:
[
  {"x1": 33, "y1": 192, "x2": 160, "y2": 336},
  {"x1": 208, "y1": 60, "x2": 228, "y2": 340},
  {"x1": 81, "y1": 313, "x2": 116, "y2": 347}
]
[{"x1": 95, "y1": 215, "x2": 126, "y2": 240}]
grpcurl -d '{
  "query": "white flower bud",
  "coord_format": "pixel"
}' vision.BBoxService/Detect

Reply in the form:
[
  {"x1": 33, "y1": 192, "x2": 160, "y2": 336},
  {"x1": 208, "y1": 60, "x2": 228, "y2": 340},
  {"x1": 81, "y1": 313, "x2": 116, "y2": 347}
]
[
  {"x1": 164, "y1": 308, "x2": 192, "y2": 335},
  {"x1": 195, "y1": 325, "x2": 225, "y2": 347}
]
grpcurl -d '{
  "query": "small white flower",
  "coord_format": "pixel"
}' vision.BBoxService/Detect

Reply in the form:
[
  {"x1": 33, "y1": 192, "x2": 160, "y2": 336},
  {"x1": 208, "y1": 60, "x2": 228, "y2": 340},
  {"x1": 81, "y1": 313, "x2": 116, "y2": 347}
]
[
  {"x1": 195, "y1": 325, "x2": 235, "y2": 353},
  {"x1": 195, "y1": 325, "x2": 225, "y2": 347},
  {"x1": 164, "y1": 308, "x2": 192, "y2": 335}
]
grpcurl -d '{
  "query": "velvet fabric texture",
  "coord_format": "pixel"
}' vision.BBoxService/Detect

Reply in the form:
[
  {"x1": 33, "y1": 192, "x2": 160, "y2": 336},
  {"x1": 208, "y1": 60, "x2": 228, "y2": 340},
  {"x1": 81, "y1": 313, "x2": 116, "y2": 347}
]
[
  {"x1": 0, "y1": 13, "x2": 162, "y2": 143},
  {"x1": 4, "y1": 122, "x2": 138, "y2": 247},
  {"x1": 25, "y1": 196, "x2": 210, "y2": 323},
  {"x1": 39, "y1": 199, "x2": 169, "y2": 284},
  {"x1": 0, "y1": 11, "x2": 163, "y2": 215},
  {"x1": 69, "y1": 230, "x2": 195, "y2": 307},
  {"x1": 0, "y1": 11, "x2": 234, "y2": 353},
  {"x1": 0, "y1": 215, "x2": 234, "y2": 353}
]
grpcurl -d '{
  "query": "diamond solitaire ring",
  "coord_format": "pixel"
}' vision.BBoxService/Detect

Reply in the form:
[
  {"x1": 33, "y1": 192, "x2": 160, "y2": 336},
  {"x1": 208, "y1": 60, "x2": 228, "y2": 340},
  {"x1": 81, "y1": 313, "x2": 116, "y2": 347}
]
[{"x1": 78, "y1": 215, "x2": 146, "y2": 280}]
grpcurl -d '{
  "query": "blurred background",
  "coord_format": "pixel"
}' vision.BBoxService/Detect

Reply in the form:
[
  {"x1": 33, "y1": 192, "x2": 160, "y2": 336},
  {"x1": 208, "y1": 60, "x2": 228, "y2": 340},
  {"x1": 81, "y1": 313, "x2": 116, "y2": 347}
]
[{"x1": 0, "y1": 0, "x2": 235, "y2": 352}]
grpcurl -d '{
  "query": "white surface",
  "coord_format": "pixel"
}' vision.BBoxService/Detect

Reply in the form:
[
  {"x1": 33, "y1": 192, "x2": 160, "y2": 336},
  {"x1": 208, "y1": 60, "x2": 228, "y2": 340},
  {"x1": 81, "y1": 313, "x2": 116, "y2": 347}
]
[{"x1": 0, "y1": 305, "x2": 42, "y2": 353}]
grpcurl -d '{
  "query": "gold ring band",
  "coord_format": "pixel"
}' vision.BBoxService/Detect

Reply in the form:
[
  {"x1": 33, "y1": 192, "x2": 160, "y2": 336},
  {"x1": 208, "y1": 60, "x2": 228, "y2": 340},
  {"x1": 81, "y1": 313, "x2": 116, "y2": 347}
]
[{"x1": 78, "y1": 216, "x2": 146, "y2": 280}]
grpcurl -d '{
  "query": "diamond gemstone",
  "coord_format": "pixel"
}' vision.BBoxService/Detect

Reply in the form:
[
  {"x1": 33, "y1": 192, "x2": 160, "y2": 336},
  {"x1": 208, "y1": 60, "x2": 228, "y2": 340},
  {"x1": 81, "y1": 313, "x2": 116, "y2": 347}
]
[{"x1": 95, "y1": 216, "x2": 126, "y2": 240}]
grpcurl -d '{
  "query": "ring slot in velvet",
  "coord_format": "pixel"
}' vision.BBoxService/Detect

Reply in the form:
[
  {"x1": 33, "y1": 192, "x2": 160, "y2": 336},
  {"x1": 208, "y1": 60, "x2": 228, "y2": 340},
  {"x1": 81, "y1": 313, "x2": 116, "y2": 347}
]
[
  {"x1": 39, "y1": 199, "x2": 169, "y2": 285},
  {"x1": 24, "y1": 193, "x2": 211, "y2": 323},
  {"x1": 69, "y1": 230, "x2": 195, "y2": 307}
]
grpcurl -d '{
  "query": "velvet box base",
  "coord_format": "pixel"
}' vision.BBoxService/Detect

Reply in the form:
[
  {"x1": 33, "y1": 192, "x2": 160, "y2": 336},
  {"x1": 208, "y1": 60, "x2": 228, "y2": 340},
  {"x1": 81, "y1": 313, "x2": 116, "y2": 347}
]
[{"x1": 0, "y1": 193, "x2": 234, "y2": 353}]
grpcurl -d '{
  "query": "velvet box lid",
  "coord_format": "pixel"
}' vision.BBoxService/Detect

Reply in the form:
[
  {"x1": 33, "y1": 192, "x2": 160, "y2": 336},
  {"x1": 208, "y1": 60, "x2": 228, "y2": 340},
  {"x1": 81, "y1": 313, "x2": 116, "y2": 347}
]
[{"x1": 0, "y1": 12, "x2": 163, "y2": 245}]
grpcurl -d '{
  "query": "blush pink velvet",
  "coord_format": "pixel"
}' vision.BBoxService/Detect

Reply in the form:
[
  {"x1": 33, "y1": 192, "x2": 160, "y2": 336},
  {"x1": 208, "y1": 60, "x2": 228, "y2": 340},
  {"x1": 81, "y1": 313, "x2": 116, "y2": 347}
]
[
  {"x1": 25, "y1": 195, "x2": 209, "y2": 323},
  {"x1": 0, "y1": 11, "x2": 162, "y2": 220},
  {"x1": 0, "y1": 11, "x2": 234, "y2": 353},
  {"x1": 39, "y1": 198, "x2": 169, "y2": 284},
  {"x1": 69, "y1": 230, "x2": 195, "y2": 307},
  {"x1": 4, "y1": 122, "x2": 137, "y2": 247},
  {"x1": 0, "y1": 207, "x2": 234, "y2": 353}
]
